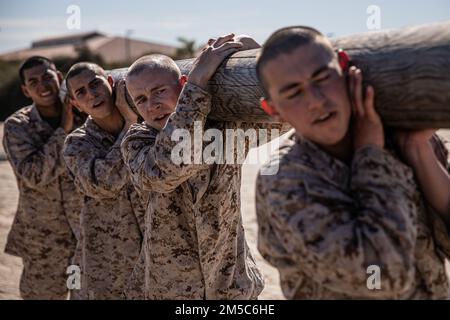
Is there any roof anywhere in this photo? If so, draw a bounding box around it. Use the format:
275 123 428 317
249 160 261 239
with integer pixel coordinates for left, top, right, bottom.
0 32 178 63
32 31 104 48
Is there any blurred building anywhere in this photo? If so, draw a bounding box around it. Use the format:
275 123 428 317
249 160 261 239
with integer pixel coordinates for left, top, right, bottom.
0 31 177 63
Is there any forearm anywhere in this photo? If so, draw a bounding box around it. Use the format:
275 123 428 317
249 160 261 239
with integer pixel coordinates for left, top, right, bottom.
121 124 187 193
64 131 129 199
404 140 450 223
5 127 67 188
152 82 211 184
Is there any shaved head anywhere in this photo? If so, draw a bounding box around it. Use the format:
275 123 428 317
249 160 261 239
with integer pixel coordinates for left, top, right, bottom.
66 62 108 96
126 54 181 83
256 26 335 97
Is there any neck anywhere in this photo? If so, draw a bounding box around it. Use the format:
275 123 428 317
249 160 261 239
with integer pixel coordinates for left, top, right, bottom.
319 131 353 165
93 107 124 137
35 99 62 118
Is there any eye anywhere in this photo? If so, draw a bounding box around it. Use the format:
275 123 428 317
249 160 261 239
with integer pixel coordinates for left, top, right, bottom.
136 97 147 105
76 88 86 97
315 73 331 83
156 88 166 95
286 89 302 100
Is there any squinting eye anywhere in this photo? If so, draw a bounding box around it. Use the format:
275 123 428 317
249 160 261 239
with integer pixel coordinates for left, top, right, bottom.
287 90 302 100
316 74 331 83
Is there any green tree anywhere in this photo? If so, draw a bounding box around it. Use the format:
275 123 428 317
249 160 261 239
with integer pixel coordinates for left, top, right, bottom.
174 37 197 59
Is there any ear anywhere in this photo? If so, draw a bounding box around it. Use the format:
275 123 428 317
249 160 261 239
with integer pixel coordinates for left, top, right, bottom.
21 84 31 98
260 98 284 122
68 95 82 112
107 75 114 88
179 75 188 87
337 49 350 73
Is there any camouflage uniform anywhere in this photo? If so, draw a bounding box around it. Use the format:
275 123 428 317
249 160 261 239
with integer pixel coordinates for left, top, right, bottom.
63 117 145 300
120 82 284 299
2 104 84 300
256 129 450 299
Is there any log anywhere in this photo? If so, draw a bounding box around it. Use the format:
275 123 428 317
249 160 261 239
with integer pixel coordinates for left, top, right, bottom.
98 21 450 128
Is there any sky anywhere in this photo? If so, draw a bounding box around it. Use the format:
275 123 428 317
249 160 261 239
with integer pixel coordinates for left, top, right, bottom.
0 0 450 53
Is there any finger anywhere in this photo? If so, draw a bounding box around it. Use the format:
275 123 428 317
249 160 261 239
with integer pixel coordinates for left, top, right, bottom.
218 48 241 60
207 38 216 46
348 67 357 115
213 33 235 48
63 95 71 106
353 69 365 117
364 86 378 119
217 41 243 52
117 79 126 92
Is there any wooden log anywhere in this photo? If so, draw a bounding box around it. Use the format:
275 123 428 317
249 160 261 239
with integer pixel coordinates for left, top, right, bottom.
106 21 450 128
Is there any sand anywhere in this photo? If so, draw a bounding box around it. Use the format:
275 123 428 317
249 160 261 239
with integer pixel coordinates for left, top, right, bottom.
0 122 448 300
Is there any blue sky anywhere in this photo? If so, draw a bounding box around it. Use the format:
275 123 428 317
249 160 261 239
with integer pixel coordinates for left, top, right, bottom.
1 0 449 53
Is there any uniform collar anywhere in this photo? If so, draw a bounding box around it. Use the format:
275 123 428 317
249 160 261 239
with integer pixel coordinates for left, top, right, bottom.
84 116 117 144
293 132 350 187
29 104 56 133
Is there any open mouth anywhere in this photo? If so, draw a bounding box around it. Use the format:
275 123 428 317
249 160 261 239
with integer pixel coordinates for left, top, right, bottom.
92 100 104 108
40 91 52 98
154 113 171 122
313 111 337 125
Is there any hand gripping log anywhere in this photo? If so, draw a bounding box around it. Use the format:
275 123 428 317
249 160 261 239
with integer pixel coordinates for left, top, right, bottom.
106 21 450 128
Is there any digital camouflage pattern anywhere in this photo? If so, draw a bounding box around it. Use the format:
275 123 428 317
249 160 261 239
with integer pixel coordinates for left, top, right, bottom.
2 104 85 299
256 129 450 299
120 82 289 300
63 117 145 300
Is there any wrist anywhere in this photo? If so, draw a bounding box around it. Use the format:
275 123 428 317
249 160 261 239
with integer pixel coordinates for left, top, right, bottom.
124 120 135 129
354 142 384 153
187 75 208 90
401 140 433 165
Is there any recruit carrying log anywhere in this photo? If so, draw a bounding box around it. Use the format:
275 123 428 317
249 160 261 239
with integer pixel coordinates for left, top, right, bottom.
108 21 450 128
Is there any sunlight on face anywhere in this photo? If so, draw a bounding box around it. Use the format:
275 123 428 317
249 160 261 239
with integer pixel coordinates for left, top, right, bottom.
263 40 351 147
22 64 61 108
126 67 182 130
68 69 115 120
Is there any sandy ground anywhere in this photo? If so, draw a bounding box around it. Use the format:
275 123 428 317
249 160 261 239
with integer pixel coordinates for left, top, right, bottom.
0 122 284 300
0 122 449 300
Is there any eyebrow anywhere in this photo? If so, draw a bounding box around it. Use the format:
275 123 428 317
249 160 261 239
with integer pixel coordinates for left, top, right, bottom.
134 94 146 102
150 84 165 93
278 65 331 94
74 86 84 95
89 77 101 86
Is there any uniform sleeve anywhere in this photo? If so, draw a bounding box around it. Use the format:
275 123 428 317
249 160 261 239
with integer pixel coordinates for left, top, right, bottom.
63 128 129 199
427 134 450 258
256 145 419 299
217 121 292 163
3 117 67 189
121 82 211 194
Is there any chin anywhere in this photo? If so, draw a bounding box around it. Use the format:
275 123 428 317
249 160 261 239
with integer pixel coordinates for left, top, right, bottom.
37 98 58 107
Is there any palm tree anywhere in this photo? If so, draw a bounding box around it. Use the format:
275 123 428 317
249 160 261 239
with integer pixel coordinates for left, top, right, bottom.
174 37 197 59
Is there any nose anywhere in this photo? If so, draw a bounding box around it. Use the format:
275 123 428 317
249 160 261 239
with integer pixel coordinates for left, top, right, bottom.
305 84 326 111
148 99 162 112
87 87 98 101
36 81 48 93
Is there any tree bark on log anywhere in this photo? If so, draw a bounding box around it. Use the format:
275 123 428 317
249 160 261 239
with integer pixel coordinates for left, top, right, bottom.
107 21 450 128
